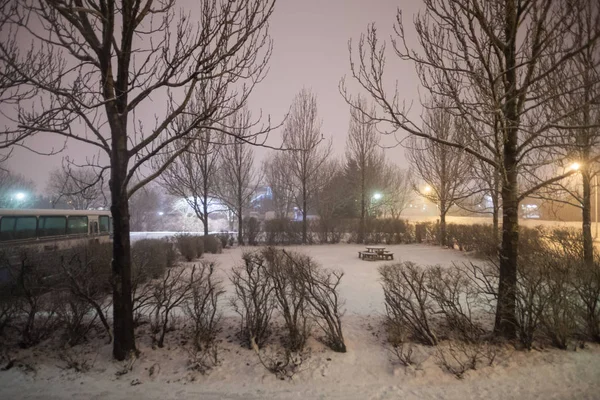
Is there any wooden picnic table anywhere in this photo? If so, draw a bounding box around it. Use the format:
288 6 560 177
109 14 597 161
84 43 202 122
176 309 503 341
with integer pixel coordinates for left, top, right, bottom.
365 246 386 254
359 246 394 261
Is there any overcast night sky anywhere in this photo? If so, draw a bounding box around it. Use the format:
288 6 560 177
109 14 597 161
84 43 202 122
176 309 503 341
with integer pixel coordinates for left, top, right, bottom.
4 0 424 190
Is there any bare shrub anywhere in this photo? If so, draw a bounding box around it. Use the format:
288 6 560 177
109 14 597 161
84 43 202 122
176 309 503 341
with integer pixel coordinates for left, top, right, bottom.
59 243 113 342
251 338 308 380
539 260 577 349
131 239 175 326
426 266 484 342
263 248 310 351
0 286 17 337
149 265 194 348
284 250 346 352
186 343 219 375
56 290 97 346
175 234 204 261
571 258 600 342
183 262 224 351
58 347 96 373
379 262 438 346
435 341 499 379
230 252 275 349
7 251 62 348
202 235 223 254
389 340 422 368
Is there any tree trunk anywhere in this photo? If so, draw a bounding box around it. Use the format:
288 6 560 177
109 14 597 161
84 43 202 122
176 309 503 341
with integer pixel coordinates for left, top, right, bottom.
302 184 308 244
439 210 447 247
582 168 594 266
203 196 209 237
494 0 519 340
111 149 136 361
359 190 365 244
238 206 244 246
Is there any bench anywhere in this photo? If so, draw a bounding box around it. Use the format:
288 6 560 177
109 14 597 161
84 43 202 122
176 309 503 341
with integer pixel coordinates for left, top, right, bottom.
382 252 394 260
359 251 379 261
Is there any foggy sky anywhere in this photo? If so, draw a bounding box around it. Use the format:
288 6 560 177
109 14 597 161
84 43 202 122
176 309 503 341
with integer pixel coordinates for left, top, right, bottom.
4 0 423 191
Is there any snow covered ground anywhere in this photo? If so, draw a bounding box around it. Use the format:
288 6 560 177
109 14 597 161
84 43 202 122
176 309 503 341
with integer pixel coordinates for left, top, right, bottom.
1 244 599 400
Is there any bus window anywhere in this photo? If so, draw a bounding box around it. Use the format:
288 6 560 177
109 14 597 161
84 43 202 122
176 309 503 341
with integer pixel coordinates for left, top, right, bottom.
15 217 37 239
99 216 110 233
67 216 88 235
0 217 16 241
38 216 67 237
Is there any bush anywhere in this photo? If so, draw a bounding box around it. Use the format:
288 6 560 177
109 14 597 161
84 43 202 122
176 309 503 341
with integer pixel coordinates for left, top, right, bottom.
264 219 303 245
573 261 600 342
243 217 260 246
380 262 438 346
184 262 224 352
426 266 484 342
415 222 439 244
446 224 498 257
202 235 223 254
262 247 310 351
131 239 177 325
364 218 415 245
175 234 204 261
287 251 346 352
149 265 193 348
59 242 113 343
132 239 175 278
230 252 275 349
313 218 343 244
216 233 230 249
4 250 62 348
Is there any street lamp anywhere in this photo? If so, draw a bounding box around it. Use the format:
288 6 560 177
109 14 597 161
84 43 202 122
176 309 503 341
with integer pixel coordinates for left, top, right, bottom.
424 185 432 194
15 192 26 201
570 162 581 171
372 192 382 201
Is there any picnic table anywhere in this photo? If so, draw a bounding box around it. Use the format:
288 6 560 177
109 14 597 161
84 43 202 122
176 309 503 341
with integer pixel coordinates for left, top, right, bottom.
358 246 394 261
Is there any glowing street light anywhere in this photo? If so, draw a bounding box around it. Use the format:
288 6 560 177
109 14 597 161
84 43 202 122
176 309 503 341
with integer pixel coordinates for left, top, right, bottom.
570 162 581 171
372 193 383 201
14 192 26 201
423 185 432 194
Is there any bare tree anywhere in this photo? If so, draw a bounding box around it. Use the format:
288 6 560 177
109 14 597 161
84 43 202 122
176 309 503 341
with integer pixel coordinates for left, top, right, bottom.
217 107 260 245
343 0 600 339
128 184 163 232
263 154 295 219
46 165 106 210
344 95 386 243
0 168 35 208
380 164 413 220
280 88 332 243
537 2 600 266
313 159 347 242
407 107 473 246
159 127 223 236
0 0 275 359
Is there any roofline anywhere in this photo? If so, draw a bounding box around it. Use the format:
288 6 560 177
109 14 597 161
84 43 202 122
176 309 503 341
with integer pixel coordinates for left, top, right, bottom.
0 209 112 217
